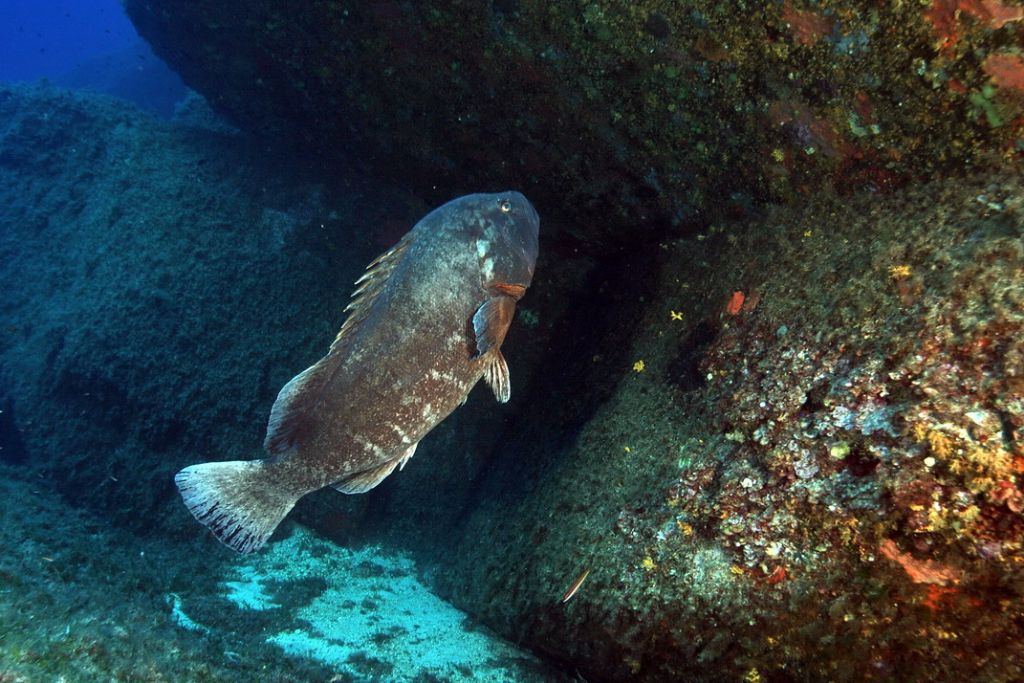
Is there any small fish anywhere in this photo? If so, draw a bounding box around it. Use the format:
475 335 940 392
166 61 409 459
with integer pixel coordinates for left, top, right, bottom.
561 568 591 603
175 192 540 553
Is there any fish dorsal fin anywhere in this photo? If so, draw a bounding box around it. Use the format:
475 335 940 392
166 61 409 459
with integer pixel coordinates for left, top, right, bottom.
263 233 415 455
331 232 415 353
332 443 417 494
471 295 516 358
484 351 511 403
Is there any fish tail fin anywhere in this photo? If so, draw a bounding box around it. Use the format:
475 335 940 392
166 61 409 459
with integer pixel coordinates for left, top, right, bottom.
174 460 298 554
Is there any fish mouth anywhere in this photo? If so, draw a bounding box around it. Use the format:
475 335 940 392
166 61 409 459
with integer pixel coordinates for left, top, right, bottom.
490 283 527 300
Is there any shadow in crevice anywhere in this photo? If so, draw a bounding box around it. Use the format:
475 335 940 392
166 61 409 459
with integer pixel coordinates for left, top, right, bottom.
0 394 28 465
665 318 718 393
456 243 667 514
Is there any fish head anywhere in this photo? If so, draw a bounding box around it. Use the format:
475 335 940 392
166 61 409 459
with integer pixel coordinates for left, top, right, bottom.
465 191 539 298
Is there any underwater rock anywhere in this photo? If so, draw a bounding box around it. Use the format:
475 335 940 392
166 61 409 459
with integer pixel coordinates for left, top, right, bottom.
0 396 28 465
124 0 1024 246
0 82 409 531
4 75 1024 680
414 168 1024 681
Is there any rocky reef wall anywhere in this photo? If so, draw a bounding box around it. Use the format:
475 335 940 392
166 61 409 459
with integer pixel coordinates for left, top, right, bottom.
3 1 1024 676
414 169 1024 681
124 0 1024 245
0 83 400 535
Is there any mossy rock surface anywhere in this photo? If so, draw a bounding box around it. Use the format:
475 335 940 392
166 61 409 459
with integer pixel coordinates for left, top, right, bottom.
3 36 1024 680
408 167 1024 681
125 0 1024 246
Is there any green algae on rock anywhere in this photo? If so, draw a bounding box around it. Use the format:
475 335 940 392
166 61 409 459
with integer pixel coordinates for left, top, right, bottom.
0 82 392 531
4 29 1024 681
417 168 1024 681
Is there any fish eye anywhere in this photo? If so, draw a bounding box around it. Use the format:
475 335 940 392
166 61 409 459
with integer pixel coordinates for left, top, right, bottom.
498 199 512 213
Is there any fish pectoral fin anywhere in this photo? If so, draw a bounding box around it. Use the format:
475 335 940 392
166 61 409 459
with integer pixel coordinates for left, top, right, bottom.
397 442 417 471
484 351 511 403
331 443 417 494
471 295 516 358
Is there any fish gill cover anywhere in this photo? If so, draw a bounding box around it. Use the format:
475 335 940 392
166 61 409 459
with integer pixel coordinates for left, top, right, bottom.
0 1 1022 682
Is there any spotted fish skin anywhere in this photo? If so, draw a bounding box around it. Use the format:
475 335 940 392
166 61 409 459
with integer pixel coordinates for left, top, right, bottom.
174 192 539 553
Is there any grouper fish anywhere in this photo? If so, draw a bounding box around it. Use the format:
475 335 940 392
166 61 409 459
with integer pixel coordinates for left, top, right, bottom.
175 192 539 553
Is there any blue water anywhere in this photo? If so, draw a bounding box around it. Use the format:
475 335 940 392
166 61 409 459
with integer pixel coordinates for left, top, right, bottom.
0 0 137 81
0 0 186 116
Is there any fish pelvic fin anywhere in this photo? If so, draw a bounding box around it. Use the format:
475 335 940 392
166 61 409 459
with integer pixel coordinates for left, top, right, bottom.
471 294 516 358
174 460 299 554
484 351 511 403
332 443 417 494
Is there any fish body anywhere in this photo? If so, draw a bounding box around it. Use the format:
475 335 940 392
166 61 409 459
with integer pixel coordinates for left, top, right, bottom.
561 568 590 603
175 192 539 553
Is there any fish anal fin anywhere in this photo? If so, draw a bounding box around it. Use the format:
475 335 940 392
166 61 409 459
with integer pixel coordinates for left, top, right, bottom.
332 460 399 494
332 443 417 494
264 353 344 455
471 295 516 358
484 351 511 403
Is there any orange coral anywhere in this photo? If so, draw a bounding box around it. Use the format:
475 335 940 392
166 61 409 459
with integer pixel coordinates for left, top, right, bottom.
726 291 745 315
924 0 960 49
781 1 835 46
964 0 1024 28
989 480 1024 513
879 539 962 585
767 99 853 160
922 584 959 611
766 566 788 585
925 0 1024 51
984 53 1024 93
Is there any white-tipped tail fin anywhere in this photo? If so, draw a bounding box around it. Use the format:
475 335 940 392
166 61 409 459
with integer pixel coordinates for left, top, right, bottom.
174 460 298 554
